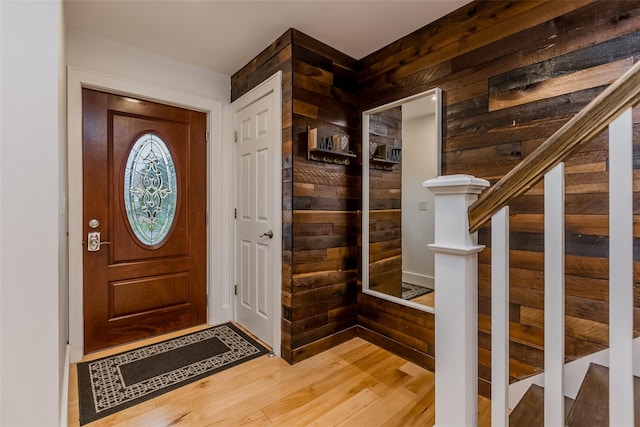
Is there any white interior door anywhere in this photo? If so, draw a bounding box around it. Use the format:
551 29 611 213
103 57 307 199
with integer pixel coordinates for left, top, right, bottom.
233 87 278 348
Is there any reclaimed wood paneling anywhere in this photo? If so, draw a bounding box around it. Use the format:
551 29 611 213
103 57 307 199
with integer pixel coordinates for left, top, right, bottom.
232 29 359 364
232 29 295 361
367 107 403 297
358 0 640 397
233 0 640 392
286 29 360 363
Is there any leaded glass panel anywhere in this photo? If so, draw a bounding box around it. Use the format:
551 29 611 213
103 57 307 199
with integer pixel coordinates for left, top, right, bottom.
124 133 177 246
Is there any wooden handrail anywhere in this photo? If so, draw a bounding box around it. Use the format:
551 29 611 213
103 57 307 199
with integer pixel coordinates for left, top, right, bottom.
468 59 640 233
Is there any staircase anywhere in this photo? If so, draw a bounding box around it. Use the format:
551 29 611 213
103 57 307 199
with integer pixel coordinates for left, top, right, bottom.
424 60 640 427
510 364 640 426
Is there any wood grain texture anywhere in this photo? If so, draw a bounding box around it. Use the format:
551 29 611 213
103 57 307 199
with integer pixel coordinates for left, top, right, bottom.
232 30 296 361
82 90 207 352
509 384 545 427
232 29 359 364
469 59 640 232
359 0 640 399
290 33 359 323
231 1 640 398
566 363 610 427
67 329 493 427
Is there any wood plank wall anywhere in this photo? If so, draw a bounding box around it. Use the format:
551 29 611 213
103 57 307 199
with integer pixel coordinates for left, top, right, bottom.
232 29 360 364
358 0 640 397
231 29 295 361
368 108 403 297
232 0 640 397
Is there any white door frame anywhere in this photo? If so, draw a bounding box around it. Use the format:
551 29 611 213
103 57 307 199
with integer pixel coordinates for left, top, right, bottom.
67 67 230 362
230 72 282 355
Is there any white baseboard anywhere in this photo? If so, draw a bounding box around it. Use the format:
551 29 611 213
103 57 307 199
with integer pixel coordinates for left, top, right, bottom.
401 271 434 288
60 344 70 427
509 336 640 409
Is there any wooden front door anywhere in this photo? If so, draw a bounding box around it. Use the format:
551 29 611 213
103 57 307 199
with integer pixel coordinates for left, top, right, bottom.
82 89 207 353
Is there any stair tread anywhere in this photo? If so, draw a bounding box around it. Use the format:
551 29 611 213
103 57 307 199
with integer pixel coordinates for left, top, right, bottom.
510 384 544 427
566 363 640 427
565 395 575 418
566 363 609 427
511 364 639 427
509 384 574 427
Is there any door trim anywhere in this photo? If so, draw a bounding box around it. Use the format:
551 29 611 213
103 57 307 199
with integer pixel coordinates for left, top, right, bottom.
67 67 228 362
230 72 282 356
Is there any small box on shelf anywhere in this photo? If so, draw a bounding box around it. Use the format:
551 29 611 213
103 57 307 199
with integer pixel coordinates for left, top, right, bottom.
307 127 355 165
370 144 401 170
374 145 402 163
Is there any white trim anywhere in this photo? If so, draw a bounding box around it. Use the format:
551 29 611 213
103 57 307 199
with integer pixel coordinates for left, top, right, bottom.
543 163 565 425
491 206 509 427
362 88 442 314
229 72 283 356
67 67 227 362
428 244 485 255
423 174 489 194
401 271 434 288
368 287 436 314
59 344 70 427
0 2 3 422
425 172 488 426
608 108 634 427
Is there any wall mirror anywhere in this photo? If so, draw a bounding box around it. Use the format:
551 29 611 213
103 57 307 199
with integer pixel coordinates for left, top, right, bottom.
362 88 441 313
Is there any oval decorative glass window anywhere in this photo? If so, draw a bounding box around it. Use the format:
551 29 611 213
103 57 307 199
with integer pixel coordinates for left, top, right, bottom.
124 133 177 246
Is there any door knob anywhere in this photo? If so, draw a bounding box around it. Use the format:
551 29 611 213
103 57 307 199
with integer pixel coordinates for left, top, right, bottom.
87 231 111 252
259 230 274 239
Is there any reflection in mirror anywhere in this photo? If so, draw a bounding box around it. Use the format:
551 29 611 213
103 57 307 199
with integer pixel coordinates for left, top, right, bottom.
362 88 441 312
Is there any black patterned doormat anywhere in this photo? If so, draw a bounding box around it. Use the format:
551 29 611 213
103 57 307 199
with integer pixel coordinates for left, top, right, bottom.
77 323 268 425
402 283 434 300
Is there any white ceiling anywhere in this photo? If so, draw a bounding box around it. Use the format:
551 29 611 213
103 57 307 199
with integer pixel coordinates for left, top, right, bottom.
64 0 470 77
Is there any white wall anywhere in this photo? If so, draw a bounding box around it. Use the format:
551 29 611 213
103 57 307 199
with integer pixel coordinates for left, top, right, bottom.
401 113 437 287
58 1 68 417
67 28 230 102
65 29 231 361
1 1 64 425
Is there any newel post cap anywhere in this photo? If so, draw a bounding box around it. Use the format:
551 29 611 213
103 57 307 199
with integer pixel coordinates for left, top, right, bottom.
423 174 489 195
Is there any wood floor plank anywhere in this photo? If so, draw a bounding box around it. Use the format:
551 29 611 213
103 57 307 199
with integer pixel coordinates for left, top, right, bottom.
384 385 436 427
67 329 492 426
337 387 416 427
307 388 382 426
264 349 398 423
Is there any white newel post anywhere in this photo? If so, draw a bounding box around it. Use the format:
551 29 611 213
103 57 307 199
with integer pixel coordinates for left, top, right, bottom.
424 175 490 427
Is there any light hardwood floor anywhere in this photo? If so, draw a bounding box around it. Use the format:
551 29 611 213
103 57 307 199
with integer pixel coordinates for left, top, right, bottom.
68 325 490 426
410 290 435 307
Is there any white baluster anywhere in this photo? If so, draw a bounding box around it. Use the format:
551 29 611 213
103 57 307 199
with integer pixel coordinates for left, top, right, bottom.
609 108 634 427
491 207 509 427
424 174 490 427
544 163 565 426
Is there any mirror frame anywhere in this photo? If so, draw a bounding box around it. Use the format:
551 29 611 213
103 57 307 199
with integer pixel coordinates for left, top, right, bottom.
362 87 442 313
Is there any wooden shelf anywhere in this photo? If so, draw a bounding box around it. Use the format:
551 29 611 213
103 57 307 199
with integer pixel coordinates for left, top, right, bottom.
309 148 356 165
371 157 399 164
370 157 400 171
307 127 355 165
370 144 401 170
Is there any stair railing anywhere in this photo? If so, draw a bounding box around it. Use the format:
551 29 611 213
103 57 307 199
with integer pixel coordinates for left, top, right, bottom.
424 59 640 427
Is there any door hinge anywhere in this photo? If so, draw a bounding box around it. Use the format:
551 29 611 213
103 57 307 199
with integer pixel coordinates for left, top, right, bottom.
234 208 237 219
234 131 238 143
206 295 209 307
206 211 208 225
234 284 238 296
206 131 209 143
